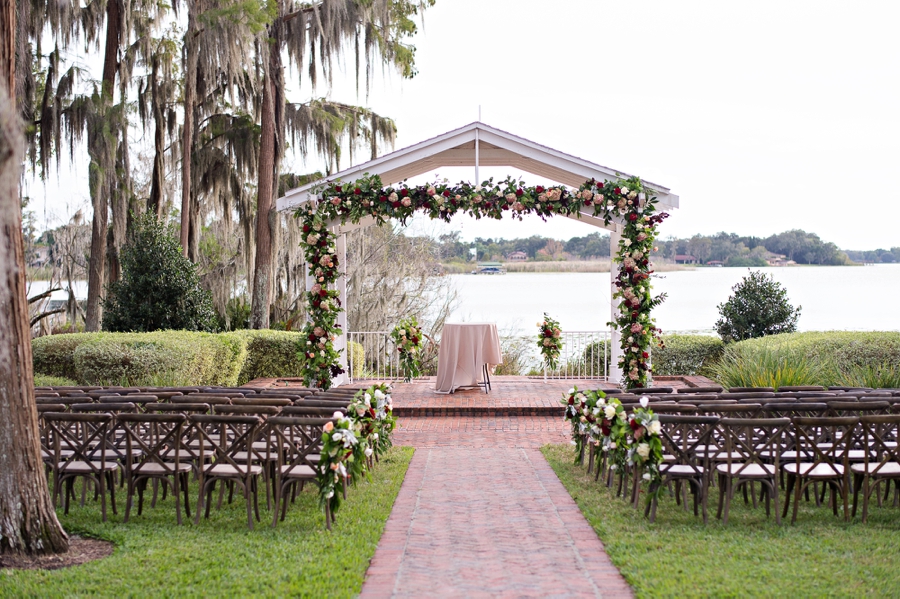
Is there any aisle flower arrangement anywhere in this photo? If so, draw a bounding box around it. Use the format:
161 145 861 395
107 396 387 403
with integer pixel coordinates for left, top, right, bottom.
317 383 395 520
391 317 424 382
538 313 563 371
295 173 668 390
626 399 664 499
560 386 607 463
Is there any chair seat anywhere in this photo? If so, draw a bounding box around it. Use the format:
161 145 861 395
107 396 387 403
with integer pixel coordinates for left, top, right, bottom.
58 460 119 473
783 462 844 478
661 464 705 476
850 462 900 477
711 451 745 461
716 463 775 478
133 462 193 475
233 451 277 462
207 463 263 476
279 465 317 478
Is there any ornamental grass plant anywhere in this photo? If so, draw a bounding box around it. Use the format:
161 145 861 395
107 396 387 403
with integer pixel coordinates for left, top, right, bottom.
0 447 413 597
542 444 900 597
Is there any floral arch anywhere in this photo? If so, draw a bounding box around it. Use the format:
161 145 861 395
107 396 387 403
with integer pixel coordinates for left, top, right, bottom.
278 122 679 391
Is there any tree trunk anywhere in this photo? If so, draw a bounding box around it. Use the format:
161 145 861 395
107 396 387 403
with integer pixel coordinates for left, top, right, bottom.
180 3 198 256
84 0 121 331
148 55 165 218
249 37 279 330
0 68 69 557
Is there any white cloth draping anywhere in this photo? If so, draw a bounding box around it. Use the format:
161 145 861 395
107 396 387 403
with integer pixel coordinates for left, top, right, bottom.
434 323 503 394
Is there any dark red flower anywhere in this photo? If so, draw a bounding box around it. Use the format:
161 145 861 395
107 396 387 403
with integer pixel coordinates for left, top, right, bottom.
392 201 401 208
334 185 342 193
597 182 604 188
601 425 611 437
308 334 317 342
634 382 644 388
642 351 650 358
379 195 387 202
629 213 638 221
411 336 419 344
568 396 575 405
319 289 327 297
442 190 450 197
302 225 310 233
629 418 640 431
631 311 639 319
614 187 621 195
515 188 524 197
400 188 409 197
354 187 361 195
535 185 545 193
584 200 591 206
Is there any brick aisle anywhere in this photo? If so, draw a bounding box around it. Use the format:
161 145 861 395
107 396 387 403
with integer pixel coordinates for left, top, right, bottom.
361 413 633 598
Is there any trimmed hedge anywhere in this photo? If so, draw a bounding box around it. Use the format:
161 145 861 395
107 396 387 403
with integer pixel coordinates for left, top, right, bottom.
33 330 304 387
737 331 900 369
225 330 304 385
652 334 724 376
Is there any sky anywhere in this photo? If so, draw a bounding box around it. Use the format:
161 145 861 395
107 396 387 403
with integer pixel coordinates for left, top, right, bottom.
26 0 900 250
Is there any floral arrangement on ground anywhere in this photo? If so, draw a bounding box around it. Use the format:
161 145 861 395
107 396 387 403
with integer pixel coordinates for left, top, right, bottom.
391 316 424 382
538 312 563 371
295 173 668 390
317 382 396 519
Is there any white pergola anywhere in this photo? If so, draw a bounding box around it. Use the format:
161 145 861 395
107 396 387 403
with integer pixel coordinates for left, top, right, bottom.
277 121 679 386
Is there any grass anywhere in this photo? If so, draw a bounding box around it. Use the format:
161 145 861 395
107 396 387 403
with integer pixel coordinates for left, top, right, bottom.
542 443 900 598
0 446 413 597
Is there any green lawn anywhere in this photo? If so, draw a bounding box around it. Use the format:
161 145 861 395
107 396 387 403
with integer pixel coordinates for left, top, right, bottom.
542 444 900 598
0 446 413 598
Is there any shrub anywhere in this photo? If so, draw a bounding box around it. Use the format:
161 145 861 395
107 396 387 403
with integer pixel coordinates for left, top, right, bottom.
347 340 365 378
226 330 305 385
494 335 533 376
715 270 801 342
652 335 724 376
33 374 78 387
103 213 217 333
32 333 103 379
711 331 900 389
72 331 242 387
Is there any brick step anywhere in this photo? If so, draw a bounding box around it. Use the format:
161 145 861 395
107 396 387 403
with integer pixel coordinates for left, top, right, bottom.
393 405 562 417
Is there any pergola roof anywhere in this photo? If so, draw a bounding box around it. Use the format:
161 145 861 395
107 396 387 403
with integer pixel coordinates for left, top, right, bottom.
278 121 678 208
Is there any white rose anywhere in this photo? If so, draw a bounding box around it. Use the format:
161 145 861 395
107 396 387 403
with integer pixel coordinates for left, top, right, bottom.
637 443 650 459
333 411 344 420
648 420 661 436
642 472 651 481
620 186 629 194
374 389 385 400
628 191 638 200
364 447 373 457
623 239 632 247
332 433 342 442
604 405 616 419
567 388 575 395
640 396 649 408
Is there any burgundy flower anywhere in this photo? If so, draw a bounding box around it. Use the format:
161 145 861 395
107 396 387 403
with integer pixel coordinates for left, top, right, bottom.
302 225 310 233
614 187 621 195
629 213 638 221
442 190 450 197
601 425 611 437
642 351 650 358
629 418 640 431
354 187 361 195
392 201 401 208
379 195 387 202
400 188 408 197
319 289 327 297
515 188 524 197
535 186 545 193
334 185 342 193
597 182 604 188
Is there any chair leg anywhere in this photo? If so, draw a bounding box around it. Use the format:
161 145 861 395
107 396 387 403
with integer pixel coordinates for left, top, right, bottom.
782 474 795 520
183 473 192 519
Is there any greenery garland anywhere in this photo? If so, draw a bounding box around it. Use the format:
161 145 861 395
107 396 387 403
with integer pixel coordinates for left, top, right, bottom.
390 316 424 382
538 312 563 371
317 383 395 520
294 173 668 389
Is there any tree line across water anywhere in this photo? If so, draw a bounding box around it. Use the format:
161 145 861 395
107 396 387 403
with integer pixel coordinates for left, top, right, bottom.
433 228 894 266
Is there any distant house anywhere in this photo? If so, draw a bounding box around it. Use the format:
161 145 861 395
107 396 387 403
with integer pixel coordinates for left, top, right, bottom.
706 260 724 267
765 253 796 267
674 254 698 265
507 251 528 261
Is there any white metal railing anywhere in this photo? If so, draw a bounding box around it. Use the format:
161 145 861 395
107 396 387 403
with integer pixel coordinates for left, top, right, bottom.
346 329 612 381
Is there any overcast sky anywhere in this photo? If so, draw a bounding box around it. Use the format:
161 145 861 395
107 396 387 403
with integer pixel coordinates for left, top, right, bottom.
28 0 900 250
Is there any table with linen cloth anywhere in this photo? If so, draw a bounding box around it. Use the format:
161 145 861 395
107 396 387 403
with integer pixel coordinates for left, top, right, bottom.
434 323 503 394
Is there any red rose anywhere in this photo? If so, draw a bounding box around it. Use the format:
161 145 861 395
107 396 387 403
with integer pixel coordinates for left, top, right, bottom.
502 204 509 210
535 186 544 193
597 182 604 188
601 425 611 437
629 418 640 431
354 187 361 195
631 311 639 319
411 336 419 344
642 351 649 358
400 189 408 197
584 200 591 206
516 188 524 197
319 289 327 297
614 187 621 195
302 225 310 232
392 201 401 208
629 213 638 221
308 334 317 341
334 185 342 193
442 190 450 197
568 396 575 405
379 195 387 202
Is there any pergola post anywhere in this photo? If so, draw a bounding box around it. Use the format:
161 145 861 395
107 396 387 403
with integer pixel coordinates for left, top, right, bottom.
609 229 623 385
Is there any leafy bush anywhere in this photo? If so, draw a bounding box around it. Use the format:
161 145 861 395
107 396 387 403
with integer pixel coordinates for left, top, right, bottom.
347 340 365 378
652 335 724 376
715 271 801 342
226 330 305 385
709 344 826 389
32 333 103 379
103 213 217 333
33 374 78 387
494 335 533 376
72 331 242 387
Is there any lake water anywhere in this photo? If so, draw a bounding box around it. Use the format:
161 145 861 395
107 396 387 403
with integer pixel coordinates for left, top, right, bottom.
444 264 900 335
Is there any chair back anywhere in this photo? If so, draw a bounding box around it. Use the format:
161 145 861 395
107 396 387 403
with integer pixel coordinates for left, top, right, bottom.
717 417 791 476
858 414 900 478
188 414 262 476
117 413 188 477
791 416 860 477
657 415 720 476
